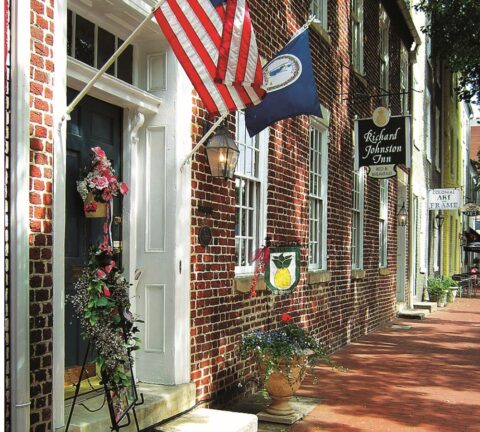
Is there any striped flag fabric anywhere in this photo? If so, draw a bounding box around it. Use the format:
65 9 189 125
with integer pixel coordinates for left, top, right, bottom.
154 0 265 116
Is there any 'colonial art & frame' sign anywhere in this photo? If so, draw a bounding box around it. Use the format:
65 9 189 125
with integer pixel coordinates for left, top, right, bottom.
427 188 461 210
354 115 411 178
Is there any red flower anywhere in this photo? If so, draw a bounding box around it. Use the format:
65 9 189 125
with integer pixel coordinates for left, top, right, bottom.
105 261 116 273
96 269 107 279
281 313 292 322
84 202 98 213
102 286 111 297
92 146 106 159
119 182 129 195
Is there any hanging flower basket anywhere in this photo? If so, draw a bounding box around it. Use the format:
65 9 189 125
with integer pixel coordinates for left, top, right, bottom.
77 146 128 219
83 191 108 218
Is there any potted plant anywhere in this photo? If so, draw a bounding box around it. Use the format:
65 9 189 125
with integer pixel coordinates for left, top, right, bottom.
427 276 449 307
240 313 335 417
77 146 128 218
443 276 459 302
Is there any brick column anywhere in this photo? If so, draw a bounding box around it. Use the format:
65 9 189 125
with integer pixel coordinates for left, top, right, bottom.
29 0 55 430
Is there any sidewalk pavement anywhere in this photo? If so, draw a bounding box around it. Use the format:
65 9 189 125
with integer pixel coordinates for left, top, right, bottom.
291 298 480 432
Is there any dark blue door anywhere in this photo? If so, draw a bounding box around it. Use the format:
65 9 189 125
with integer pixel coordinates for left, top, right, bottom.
65 88 123 370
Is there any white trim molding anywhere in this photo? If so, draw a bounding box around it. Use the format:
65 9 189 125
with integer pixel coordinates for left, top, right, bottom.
10 0 31 430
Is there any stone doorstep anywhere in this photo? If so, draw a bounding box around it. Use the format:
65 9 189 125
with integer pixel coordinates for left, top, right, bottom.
397 309 426 320
60 382 196 432
413 302 438 313
155 408 257 432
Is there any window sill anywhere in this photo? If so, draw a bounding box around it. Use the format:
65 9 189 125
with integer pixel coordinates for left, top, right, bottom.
310 20 331 45
351 269 366 280
352 69 367 88
234 274 266 293
308 270 332 285
379 267 391 276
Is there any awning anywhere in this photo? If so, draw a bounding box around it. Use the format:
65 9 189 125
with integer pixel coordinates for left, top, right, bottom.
464 241 480 252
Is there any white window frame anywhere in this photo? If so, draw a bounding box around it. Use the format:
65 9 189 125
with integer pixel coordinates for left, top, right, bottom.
352 167 365 269
310 0 328 29
308 119 329 271
400 43 409 115
425 88 432 162
234 111 268 275
351 0 364 74
379 179 388 268
379 5 390 107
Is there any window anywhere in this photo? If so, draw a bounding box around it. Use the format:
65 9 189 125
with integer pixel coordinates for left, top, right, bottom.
352 168 365 269
67 10 133 84
310 0 328 29
235 111 267 273
424 88 432 161
400 43 409 114
379 5 390 107
351 0 364 74
309 121 328 270
379 179 388 267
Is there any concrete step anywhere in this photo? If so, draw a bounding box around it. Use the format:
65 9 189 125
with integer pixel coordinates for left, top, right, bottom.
62 382 196 432
413 302 438 313
397 309 426 320
155 407 257 432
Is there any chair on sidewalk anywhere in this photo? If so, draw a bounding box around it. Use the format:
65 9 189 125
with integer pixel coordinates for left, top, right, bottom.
452 274 475 298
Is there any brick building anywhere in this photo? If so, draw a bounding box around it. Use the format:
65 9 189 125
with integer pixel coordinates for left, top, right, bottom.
4 1 420 430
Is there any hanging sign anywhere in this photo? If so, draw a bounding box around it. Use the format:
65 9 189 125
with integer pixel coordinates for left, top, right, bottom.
354 115 411 178
265 246 300 294
427 188 461 210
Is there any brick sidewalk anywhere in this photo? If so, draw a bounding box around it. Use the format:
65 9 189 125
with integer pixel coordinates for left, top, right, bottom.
292 298 480 432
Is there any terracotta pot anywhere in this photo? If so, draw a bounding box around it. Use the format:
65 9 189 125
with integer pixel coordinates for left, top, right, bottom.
262 356 307 416
84 192 107 218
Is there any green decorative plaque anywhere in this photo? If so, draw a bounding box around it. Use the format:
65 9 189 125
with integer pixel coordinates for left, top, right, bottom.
265 246 300 294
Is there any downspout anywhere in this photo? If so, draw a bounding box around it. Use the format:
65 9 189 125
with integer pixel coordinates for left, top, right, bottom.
10 0 31 429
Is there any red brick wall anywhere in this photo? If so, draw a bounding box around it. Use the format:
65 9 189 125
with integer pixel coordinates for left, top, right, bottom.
29 0 54 429
471 125 480 161
189 0 406 403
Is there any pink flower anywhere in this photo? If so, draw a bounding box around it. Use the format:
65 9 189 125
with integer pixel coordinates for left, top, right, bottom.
119 182 129 195
92 147 106 159
102 286 111 297
281 313 292 322
105 261 116 273
92 176 109 190
99 241 113 254
96 269 107 279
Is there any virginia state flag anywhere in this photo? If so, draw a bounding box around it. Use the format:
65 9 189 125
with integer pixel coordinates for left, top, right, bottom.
245 29 321 137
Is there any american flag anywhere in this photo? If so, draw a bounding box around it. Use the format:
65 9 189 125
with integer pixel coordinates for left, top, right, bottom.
154 0 265 116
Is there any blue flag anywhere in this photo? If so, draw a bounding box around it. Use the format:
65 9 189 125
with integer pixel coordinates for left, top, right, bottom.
245 29 321 137
210 0 226 5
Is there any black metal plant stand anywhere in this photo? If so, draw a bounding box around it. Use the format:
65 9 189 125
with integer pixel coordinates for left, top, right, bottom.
65 340 144 432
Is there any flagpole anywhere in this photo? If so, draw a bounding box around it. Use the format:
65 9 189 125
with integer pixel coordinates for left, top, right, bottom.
63 0 165 119
180 113 229 171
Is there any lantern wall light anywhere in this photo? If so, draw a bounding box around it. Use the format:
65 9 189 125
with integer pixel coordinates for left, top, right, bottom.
434 211 445 229
397 202 408 227
205 122 239 180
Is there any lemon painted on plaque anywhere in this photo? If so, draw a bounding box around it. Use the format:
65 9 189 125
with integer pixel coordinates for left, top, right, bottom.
265 246 301 294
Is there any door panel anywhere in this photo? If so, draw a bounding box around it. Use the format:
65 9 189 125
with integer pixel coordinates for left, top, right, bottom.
135 126 174 384
65 88 123 369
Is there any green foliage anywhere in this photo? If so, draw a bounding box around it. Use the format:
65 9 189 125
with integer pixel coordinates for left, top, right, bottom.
427 276 449 299
443 276 458 287
415 0 480 102
69 245 141 391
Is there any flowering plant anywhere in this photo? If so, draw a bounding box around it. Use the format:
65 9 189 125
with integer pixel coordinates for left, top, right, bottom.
239 313 335 384
69 243 140 390
77 147 128 211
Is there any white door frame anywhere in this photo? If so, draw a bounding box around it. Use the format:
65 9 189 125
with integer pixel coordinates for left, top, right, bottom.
52 6 191 428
